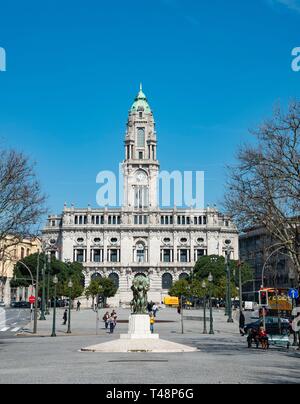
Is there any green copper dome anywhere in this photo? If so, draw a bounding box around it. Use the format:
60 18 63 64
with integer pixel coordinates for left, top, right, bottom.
131 84 152 114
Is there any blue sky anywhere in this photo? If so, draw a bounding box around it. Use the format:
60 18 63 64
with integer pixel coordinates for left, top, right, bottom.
0 0 299 214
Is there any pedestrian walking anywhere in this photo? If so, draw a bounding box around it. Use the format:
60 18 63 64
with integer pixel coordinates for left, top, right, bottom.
150 313 155 334
109 316 115 334
113 315 118 330
76 301 81 311
103 312 110 329
152 304 158 317
239 311 246 336
63 309 68 325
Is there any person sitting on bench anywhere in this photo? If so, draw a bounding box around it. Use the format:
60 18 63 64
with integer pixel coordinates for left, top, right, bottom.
247 328 259 348
259 326 269 350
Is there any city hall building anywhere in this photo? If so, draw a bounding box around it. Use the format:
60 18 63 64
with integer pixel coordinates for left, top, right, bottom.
42 86 239 306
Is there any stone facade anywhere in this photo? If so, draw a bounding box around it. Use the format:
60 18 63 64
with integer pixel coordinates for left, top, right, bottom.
42 86 239 306
0 236 42 305
240 226 296 299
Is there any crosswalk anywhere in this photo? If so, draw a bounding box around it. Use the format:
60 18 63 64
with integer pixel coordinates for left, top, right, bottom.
0 326 22 333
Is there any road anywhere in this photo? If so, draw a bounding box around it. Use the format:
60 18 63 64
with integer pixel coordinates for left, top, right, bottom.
0 308 299 384
0 308 31 338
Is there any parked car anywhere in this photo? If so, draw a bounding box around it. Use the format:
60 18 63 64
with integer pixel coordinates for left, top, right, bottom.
232 300 240 309
51 299 68 308
0 301 6 308
244 316 291 335
10 301 31 309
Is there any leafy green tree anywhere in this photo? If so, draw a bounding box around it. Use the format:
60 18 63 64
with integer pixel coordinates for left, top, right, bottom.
193 255 227 282
85 277 117 308
58 278 85 301
193 255 253 299
11 253 85 300
169 279 191 299
85 280 100 299
57 261 85 300
213 276 237 299
99 277 118 305
11 253 46 288
190 279 207 299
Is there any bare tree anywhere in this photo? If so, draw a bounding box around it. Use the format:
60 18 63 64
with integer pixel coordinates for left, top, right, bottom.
0 148 47 301
225 101 300 283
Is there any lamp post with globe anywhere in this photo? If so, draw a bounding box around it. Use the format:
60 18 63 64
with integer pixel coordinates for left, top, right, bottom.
208 272 214 335
67 280 73 334
202 280 208 334
225 240 234 323
51 275 58 337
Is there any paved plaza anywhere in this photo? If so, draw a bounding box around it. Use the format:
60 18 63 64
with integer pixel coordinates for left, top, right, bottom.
0 307 299 384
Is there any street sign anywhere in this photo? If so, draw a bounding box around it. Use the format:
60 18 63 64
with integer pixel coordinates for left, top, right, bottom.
288 289 299 300
29 296 36 305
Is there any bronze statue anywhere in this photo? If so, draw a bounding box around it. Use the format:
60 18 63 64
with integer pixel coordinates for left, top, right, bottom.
131 275 150 314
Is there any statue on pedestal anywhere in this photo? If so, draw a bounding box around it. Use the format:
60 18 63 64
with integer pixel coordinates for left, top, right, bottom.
131 275 150 315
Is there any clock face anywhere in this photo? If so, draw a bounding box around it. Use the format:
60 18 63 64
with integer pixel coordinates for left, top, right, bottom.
136 171 147 183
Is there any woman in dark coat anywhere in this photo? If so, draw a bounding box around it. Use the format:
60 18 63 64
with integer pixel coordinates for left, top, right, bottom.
239 311 246 336
63 309 68 325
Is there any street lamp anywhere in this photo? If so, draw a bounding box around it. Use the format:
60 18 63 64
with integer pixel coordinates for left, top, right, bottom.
202 280 208 334
225 240 234 323
16 260 36 330
33 252 40 334
45 252 51 315
67 279 73 334
208 272 214 335
51 275 58 337
237 260 243 312
39 256 47 321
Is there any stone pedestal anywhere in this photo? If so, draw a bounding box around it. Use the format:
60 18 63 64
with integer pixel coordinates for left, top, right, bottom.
120 314 159 340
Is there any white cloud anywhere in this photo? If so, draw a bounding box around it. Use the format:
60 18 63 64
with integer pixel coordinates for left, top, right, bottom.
268 0 300 13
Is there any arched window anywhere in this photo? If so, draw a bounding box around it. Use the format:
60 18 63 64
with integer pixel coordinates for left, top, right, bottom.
91 273 102 281
109 273 119 289
162 273 173 290
137 128 145 147
136 243 146 263
179 273 189 281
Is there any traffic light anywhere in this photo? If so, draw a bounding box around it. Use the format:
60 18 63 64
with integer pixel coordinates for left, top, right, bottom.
259 290 269 307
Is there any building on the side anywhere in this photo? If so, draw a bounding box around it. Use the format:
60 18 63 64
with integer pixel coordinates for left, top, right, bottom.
42 86 239 306
0 236 42 306
239 226 296 300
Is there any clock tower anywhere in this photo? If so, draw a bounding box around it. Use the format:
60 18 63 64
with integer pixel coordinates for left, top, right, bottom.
123 85 159 209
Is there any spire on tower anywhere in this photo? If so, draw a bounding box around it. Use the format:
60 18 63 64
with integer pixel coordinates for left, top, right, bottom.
131 83 151 113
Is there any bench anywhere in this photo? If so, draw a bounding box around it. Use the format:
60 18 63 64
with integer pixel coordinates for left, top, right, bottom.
268 334 290 350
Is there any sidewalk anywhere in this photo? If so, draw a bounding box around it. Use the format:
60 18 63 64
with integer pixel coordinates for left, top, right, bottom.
20 307 240 339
